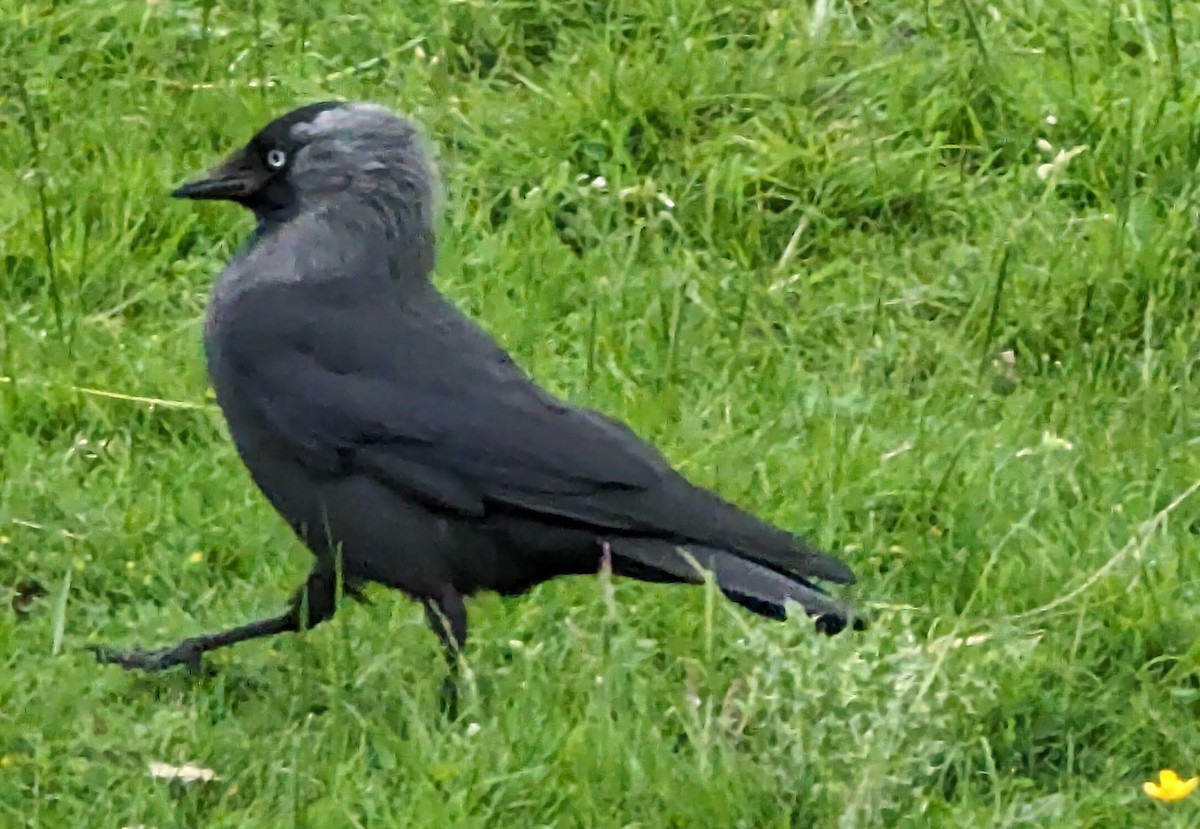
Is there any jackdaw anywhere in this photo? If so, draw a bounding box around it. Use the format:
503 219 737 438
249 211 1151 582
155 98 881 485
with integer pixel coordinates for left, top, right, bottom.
93 101 865 705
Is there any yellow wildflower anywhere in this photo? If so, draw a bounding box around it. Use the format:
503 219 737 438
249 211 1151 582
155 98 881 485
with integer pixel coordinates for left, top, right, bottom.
1143 769 1198 802
188 551 204 564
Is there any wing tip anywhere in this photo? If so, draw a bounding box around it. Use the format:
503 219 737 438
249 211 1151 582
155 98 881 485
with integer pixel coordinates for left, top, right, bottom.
794 547 858 586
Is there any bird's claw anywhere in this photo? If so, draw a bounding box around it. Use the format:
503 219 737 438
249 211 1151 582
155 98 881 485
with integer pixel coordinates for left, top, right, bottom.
88 640 205 673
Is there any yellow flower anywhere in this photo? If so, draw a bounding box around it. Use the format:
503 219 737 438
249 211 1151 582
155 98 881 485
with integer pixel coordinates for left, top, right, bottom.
1143 769 1198 802
188 551 204 564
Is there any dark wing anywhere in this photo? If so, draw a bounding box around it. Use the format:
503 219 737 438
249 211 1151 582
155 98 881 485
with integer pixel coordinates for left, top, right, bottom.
219 280 665 509
212 216 852 583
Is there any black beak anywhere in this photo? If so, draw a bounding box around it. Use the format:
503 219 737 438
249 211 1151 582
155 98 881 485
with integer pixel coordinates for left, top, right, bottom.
172 150 262 201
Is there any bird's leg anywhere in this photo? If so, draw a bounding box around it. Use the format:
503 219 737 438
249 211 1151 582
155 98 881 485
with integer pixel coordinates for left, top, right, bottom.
90 565 340 673
422 589 468 719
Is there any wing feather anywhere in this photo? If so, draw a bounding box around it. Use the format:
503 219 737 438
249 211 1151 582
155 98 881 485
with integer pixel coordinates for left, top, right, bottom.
207 214 853 585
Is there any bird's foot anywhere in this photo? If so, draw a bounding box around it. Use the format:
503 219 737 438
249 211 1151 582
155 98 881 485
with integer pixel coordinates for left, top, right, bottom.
438 674 460 721
88 639 205 673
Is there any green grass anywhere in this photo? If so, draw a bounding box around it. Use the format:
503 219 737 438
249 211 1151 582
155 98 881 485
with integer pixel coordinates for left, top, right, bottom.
3 0 1199 826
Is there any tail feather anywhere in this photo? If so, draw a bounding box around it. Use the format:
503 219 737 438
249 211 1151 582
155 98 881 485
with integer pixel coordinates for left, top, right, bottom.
607 538 865 635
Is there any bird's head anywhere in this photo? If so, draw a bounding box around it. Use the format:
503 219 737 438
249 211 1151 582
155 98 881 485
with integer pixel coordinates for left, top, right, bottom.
173 100 439 231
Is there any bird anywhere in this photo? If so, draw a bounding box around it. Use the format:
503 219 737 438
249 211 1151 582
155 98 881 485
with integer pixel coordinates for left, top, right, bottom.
91 101 865 710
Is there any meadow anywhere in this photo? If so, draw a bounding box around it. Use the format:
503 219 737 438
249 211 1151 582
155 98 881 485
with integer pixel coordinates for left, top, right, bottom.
2 1 1198 826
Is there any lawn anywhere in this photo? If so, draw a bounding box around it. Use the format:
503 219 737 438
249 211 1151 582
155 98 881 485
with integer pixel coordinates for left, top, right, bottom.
2 0 1198 826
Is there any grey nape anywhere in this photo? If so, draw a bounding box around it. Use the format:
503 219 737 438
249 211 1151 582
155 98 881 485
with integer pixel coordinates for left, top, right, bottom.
92 101 865 713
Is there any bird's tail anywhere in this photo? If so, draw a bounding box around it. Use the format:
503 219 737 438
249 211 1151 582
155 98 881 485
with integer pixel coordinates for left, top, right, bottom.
607 538 865 635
